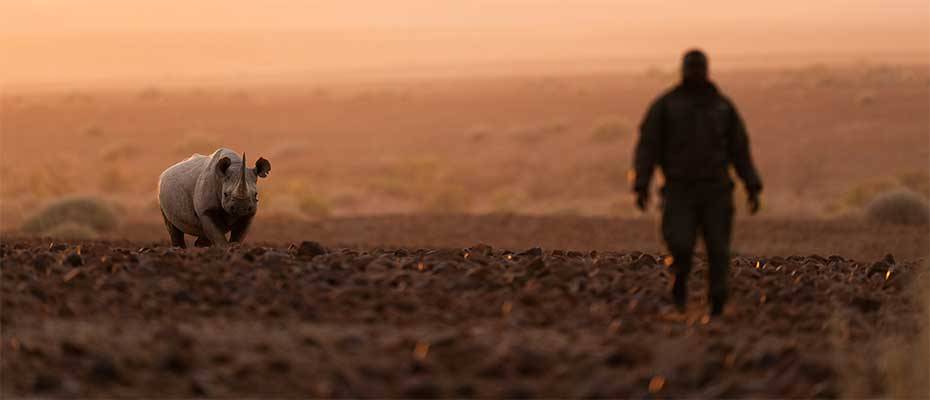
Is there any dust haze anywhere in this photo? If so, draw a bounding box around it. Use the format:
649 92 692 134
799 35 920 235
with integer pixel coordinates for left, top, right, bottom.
2 0 928 88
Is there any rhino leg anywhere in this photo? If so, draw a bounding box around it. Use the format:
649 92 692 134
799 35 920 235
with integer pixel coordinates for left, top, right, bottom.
230 215 254 243
199 211 229 247
161 210 187 248
194 237 212 247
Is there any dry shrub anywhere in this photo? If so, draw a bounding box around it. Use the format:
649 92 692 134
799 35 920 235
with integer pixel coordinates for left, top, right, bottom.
490 188 526 213
99 142 141 163
844 180 897 209
98 166 132 193
897 170 930 198
283 179 331 218
368 158 444 199
298 194 331 218
22 196 119 234
511 121 569 143
25 164 76 198
42 222 99 240
422 185 472 214
865 189 930 225
591 117 631 143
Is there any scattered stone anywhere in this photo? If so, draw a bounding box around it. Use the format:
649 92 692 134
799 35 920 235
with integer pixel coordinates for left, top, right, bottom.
89 356 120 384
162 352 192 374
48 243 68 252
297 241 327 258
605 343 653 368
64 253 83 267
32 373 62 393
33 252 57 270
401 378 441 398
518 247 543 257
851 296 882 313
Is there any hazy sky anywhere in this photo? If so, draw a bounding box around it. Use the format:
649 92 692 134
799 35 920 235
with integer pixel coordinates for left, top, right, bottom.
2 1 927 87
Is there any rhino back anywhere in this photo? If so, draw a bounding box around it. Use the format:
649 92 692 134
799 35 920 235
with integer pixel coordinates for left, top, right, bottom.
158 154 210 236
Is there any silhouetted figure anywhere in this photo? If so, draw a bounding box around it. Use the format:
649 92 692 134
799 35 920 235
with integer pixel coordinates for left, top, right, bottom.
633 49 762 316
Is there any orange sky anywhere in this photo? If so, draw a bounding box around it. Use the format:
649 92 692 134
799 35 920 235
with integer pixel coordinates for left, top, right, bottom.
2 1 928 88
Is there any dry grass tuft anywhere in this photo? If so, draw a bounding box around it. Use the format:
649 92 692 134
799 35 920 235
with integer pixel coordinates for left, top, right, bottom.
42 222 100 240
21 196 120 234
865 189 930 225
591 117 631 143
298 194 332 218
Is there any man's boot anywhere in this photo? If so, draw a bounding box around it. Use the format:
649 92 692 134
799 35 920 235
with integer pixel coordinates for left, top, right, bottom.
671 273 688 312
710 292 726 316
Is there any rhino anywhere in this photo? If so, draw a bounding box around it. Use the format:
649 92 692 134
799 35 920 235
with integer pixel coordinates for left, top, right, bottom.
157 148 271 247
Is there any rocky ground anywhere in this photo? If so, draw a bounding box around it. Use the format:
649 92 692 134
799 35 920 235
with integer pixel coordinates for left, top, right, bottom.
2 236 926 398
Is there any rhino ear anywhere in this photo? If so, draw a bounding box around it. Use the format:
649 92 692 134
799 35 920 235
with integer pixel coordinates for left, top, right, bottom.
255 157 271 178
216 157 232 175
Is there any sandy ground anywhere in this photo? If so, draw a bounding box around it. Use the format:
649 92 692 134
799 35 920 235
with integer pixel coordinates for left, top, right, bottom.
2 64 928 227
2 215 928 398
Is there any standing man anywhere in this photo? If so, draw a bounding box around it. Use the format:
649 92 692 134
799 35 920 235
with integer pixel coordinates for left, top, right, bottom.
633 49 763 316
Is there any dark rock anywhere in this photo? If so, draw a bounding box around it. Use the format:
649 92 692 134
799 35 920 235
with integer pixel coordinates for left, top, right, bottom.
882 253 896 265
267 358 291 373
30 285 47 302
90 356 120 383
33 373 62 393
851 296 882 313
49 243 68 252
173 290 195 304
401 378 441 398
190 379 208 396
454 383 477 398
33 252 57 270
514 348 547 376
162 352 192 374
518 247 544 257
605 343 653 368
242 247 267 261
64 253 83 267
503 384 535 399
60 340 86 357
297 241 327 258
466 243 493 256
868 261 890 277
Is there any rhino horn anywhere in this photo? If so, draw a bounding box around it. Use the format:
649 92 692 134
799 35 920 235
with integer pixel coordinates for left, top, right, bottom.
236 153 248 197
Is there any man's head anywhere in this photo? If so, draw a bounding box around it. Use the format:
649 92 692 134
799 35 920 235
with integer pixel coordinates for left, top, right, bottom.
681 49 709 84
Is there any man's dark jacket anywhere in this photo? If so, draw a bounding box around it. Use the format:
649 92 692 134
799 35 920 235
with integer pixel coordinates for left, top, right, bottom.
633 82 762 193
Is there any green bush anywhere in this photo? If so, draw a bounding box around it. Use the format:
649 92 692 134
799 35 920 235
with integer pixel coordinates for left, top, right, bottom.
22 196 119 233
865 189 930 225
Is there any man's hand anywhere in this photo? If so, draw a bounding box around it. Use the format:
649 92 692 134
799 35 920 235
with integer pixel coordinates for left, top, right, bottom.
635 189 650 211
747 191 761 215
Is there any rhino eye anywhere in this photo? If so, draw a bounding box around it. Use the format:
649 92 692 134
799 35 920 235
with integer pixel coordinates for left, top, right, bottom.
224 191 231 198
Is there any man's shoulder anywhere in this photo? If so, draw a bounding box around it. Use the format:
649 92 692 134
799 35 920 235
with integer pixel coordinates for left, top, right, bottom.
648 86 681 109
655 86 681 102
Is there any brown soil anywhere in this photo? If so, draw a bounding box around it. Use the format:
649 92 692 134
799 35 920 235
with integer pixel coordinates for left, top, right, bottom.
2 215 926 398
